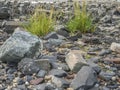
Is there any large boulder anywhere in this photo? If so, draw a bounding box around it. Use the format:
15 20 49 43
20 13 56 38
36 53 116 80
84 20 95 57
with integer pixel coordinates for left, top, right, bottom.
70 66 98 90
0 27 43 62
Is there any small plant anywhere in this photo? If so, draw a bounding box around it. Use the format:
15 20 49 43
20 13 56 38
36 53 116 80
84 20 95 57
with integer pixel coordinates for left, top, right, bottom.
66 1 96 33
23 7 55 36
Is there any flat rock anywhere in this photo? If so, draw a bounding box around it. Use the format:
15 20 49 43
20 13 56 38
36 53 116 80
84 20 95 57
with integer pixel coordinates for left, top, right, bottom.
18 58 40 75
0 27 42 62
70 66 97 90
49 69 67 78
110 42 120 53
65 50 88 73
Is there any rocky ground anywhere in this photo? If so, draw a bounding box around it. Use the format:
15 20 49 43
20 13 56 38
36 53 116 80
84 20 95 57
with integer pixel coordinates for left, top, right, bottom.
0 0 120 90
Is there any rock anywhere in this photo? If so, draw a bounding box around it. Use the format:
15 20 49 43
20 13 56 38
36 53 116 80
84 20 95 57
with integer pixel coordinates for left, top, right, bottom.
44 32 58 40
24 75 33 82
110 42 120 53
88 61 101 74
100 15 112 23
32 83 46 90
51 76 70 89
105 58 120 64
0 27 43 62
35 59 51 71
36 70 46 78
99 49 111 56
40 55 57 62
18 58 40 75
49 69 67 78
4 21 26 34
99 71 115 81
70 66 97 90
48 39 64 46
0 7 10 19
30 78 43 85
56 25 69 37
65 50 88 73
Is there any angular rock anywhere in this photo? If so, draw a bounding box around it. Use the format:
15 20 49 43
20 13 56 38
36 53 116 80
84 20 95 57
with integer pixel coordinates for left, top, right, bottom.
70 66 97 90
18 58 40 75
0 7 10 19
51 76 69 89
36 70 46 78
30 78 43 85
35 59 51 71
65 50 87 73
44 32 58 40
0 27 42 62
110 42 120 53
49 69 67 78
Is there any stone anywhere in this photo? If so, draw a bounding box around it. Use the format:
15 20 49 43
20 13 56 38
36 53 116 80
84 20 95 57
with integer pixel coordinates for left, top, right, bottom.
18 58 40 75
99 71 115 81
0 7 10 19
70 66 97 90
44 32 58 40
49 69 67 78
30 78 44 85
48 39 64 46
99 49 111 56
32 83 46 90
105 58 120 64
0 27 43 62
36 70 46 78
35 59 51 71
65 50 87 73
110 42 120 53
51 76 70 89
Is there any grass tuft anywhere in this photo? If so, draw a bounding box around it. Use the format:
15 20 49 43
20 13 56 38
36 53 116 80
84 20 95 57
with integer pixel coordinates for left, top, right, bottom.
23 7 55 36
66 1 96 33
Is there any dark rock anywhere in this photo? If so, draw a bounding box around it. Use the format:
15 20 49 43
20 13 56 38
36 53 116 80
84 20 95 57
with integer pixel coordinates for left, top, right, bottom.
18 58 40 75
70 66 97 90
35 59 51 71
56 27 69 37
17 85 26 90
24 75 33 82
36 70 46 78
0 7 10 19
44 32 58 40
0 28 43 63
49 69 67 78
17 78 25 85
30 78 44 85
6 68 17 74
51 76 70 89
40 55 57 62
45 83 56 90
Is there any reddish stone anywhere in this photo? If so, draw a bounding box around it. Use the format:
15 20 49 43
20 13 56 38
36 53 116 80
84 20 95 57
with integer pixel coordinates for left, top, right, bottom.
30 78 44 85
105 58 120 64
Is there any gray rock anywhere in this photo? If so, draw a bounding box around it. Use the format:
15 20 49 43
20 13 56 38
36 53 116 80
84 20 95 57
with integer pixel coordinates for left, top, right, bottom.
99 71 115 81
0 7 10 19
32 83 46 90
49 69 67 78
44 32 58 40
35 59 51 71
65 50 88 73
110 42 120 53
51 76 69 89
36 70 46 78
48 39 64 46
0 27 43 62
18 58 40 75
70 66 97 90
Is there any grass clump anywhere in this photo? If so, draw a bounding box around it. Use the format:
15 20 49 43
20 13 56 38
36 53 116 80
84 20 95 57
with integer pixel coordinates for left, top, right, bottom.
67 1 96 33
23 7 55 36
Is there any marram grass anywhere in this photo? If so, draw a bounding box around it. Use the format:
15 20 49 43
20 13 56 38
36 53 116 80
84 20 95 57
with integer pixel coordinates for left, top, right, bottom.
67 1 96 33
23 7 55 36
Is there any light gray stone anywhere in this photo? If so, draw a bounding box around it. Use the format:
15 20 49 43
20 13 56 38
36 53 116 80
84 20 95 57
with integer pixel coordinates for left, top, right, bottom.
0 27 43 62
65 50 87 73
